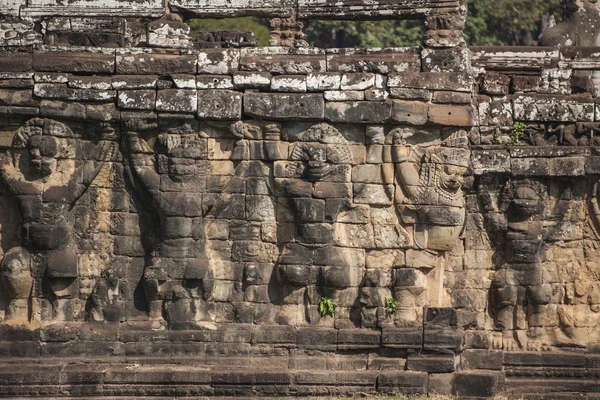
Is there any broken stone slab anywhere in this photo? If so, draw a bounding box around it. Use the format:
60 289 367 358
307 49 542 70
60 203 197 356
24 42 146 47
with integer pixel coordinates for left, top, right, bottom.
147 19 191 49
244 93 324 120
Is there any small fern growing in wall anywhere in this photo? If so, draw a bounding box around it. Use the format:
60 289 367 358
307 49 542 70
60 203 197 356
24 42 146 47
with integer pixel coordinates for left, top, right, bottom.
510 121 526 146
319 297 335 317
384 297 399 315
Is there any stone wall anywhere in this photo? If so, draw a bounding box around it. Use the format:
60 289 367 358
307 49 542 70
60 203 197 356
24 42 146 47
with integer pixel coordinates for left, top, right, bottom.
1 0 600 398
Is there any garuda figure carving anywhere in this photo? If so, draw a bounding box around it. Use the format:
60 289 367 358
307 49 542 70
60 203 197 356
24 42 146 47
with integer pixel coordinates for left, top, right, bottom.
483 179 571 351
276 123 357 326
387 130 470 325
0 118 115 323
124 124 213 328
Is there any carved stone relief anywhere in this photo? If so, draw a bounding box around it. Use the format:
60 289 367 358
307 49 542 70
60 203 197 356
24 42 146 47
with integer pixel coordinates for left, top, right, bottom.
0 118 115 322
123 123 213 328
388 129 470 326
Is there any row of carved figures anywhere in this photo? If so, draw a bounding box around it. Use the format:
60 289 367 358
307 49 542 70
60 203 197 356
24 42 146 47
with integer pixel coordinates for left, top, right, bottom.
0 118 597 351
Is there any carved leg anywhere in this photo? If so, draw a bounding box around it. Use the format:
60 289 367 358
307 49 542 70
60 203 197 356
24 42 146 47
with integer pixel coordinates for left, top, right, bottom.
142 260 169 322
0 247 33 323
526 283 553 351
492 269 519 350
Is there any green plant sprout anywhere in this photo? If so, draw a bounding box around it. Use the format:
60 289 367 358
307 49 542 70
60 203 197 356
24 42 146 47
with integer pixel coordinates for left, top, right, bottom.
491 130 502 145
319 297 336 317
384 297 399 314
509 121 526 146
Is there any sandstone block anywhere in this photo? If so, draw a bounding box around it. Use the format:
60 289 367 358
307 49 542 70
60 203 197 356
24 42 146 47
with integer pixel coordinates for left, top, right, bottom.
117 90 156 110
116 54 196 75
270 75 307 92
40 99 85 119
428 104 473 126
323 90 364 101
0 54 33 72
197 90 242 120
307 73 341 91
198 49 240 74
239 54 326 74
112 75 158 90
391 100 428 125
196 75 234 89
327 49 421 73
233 72 271 89
244 93 324 120
325 101 391 123
481 73 511 96
388 72 471 92
33 52 114 73
156 89 197 113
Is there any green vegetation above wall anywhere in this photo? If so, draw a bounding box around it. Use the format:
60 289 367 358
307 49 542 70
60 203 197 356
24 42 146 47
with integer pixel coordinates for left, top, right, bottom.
187 0 564 47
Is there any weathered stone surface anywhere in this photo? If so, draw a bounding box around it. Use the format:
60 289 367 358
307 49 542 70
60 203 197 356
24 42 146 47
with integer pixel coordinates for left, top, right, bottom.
33 53 115 73
244 93 324 120
156 89 197 113
197 89 242 119
325 101 391 124
388 72 471 92
2 4 600 398
116 54 196 74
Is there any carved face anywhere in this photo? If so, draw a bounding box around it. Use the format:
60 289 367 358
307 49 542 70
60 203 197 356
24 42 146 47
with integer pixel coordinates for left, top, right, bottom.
437 164 467 192
28 135 58 177
511 186 541 218
167 157 195 182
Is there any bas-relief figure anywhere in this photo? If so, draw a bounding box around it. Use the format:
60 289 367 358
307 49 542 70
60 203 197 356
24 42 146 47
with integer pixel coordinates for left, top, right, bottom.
482 179 572 351
123 123 213 328
386 130 470 326
275 123 358 326
0 118 115 323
